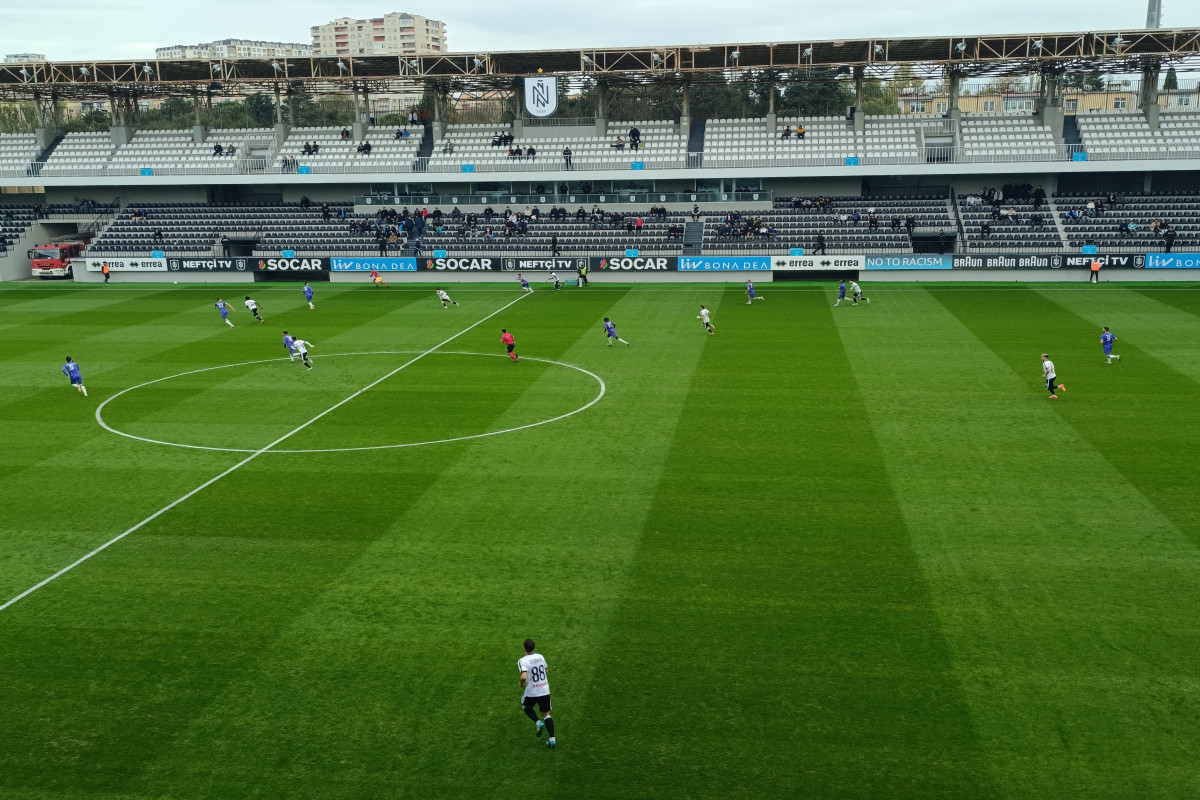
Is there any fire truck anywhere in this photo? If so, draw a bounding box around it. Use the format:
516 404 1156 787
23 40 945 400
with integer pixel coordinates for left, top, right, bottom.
29 238 89 278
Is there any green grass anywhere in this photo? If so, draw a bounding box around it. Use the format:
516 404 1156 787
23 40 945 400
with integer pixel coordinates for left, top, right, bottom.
1 280 1199 800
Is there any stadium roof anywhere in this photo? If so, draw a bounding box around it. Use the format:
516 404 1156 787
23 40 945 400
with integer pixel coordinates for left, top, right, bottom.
1 27 1198 100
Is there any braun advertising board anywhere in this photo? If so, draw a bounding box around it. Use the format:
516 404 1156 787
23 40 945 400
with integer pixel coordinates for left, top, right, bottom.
952 253 1143 270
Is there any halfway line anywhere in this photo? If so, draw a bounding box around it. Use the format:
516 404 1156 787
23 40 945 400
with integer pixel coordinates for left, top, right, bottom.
0 293 529 614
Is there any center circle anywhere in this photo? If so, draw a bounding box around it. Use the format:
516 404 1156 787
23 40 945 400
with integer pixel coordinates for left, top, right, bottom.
95 350 606 454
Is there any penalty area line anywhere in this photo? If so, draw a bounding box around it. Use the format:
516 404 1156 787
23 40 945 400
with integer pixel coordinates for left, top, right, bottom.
0 292 529 614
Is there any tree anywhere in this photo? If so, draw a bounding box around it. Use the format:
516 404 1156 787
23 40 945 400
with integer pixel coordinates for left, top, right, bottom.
1163 67 1179 91
243 93 277 127
1062 70 1104 92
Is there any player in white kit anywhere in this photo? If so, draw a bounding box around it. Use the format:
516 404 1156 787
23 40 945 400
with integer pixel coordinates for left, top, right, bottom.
436 289 459 308
518 638 557 748
698 305 715 335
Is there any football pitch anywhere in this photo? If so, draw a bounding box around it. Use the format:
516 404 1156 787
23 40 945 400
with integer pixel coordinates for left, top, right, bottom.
2 280 1199 800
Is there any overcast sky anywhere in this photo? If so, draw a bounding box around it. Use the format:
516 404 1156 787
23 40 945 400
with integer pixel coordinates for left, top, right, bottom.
0 1 1187 61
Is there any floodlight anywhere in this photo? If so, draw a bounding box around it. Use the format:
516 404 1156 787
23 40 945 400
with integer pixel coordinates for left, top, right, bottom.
211 63 222 73
143 64 153 74
1032 39 1044 49
19 68 29 78
409 60 419 68
652 53 663 64
955 41 967 53
581 54 593 65
337 61 347 71
271 62 282 73
79 67 90 76
730 50 740 60
1112 36 1128 45
473 58 484 68
873 44 884 55
802 47 812 58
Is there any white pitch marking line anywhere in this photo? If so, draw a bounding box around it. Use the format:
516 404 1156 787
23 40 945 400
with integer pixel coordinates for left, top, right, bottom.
96 351 606 454
0 294 529 614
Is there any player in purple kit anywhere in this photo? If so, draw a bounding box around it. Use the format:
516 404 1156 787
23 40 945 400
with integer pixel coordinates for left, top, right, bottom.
518 273 533 293
303 282 315 310
1101 327 1121 364
214 298 234 328
834 280 847 306
283 331 296 361
603 317 630 347
62 356 87 397
746 279 763 304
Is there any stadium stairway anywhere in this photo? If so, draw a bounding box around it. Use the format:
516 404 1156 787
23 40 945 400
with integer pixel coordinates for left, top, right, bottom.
683 221 704 254
1044 199 1071 247
35 133 66 164
414 122 434 171
1062 115 1083 147
687 118 706 154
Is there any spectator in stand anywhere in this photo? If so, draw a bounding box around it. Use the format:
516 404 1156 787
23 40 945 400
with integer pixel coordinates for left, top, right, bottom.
890 215 900 231
212 143 223 156
937 229 948 254
563 146 572 169
1164 227 1177 253
868 214 878 230
813 231 827 255
905 215 916 235
340 128 350 140
691 204 700 221
526 145 537 160
551 234 559 256
1033 185 1046 209
781 125 793 139
611 135 626 150
152 228 164 241
980 221 991 238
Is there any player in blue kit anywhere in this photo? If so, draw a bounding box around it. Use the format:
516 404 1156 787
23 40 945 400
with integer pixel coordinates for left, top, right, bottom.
214 298 234 328
283 331 296 361
834 280 847 306
603 317 630 347
1102 327 1121 364
518 273 533 294
745 279 763 304
303 282 315 310
62 356 87 397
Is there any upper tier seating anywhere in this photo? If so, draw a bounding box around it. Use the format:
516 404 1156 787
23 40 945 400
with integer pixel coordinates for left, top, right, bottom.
0 134 38 174
279 127 423 172
960 114 1058 161
39 132 116 175
426 122 684 172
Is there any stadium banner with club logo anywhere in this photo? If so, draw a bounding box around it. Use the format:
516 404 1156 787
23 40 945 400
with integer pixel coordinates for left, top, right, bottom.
167 257 250 271
775 255 867 271
591 256 675 271
84 257 167 272
864 255 950 270
524 76 558 118
502 256 587 272
1144 253 1200 269
330 257 418 271
678 256 771 271
255 257 327 271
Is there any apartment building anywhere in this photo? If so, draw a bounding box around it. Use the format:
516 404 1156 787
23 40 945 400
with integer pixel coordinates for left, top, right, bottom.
155 40 313 60
310 13 447 57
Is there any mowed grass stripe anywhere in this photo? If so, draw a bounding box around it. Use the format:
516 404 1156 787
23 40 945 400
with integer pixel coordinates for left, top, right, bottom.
0 286 444 598
1042 285 1200 382
0 294 555 797
841 287 1200 800
572 287 997 799
937 286 1200 545
101 288 713 797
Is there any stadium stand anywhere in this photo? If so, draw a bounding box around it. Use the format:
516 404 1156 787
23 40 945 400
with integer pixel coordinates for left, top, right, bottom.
0 134 39 175
427 122 684 172
1076 113 1166 159
39 132 116 175
1054 191 1193 252
84 201 397 256
699 194 955 253
957 192 1064 250
279 127 424 172
960 114 1059 161
407 208 683 256
0 205 37 255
